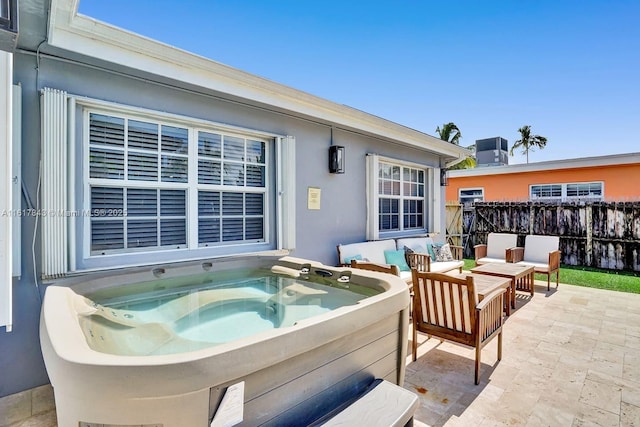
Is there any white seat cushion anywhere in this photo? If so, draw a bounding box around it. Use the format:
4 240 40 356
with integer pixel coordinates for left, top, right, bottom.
522 235 559 264
486 233 518 259
516 260 551 273
476 257 507 265
428 260 464 274
396 237 435 251
399 270 412 283
337 239 397 264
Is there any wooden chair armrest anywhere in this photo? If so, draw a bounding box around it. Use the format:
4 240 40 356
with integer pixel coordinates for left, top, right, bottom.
350 260 400 276
450 245 464 260
548 250 561 271
508 247 524 263
407 252 431 272
476 288 505 339
474 244 487 261
476 288 506 312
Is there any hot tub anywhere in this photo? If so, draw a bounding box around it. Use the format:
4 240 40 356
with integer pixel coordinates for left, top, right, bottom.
40 255 410 426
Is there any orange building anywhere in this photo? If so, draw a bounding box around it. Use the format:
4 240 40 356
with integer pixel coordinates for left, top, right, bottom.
446 153 640 205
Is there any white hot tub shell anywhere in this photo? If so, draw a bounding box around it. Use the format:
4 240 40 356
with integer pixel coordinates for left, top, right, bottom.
40 255 410 426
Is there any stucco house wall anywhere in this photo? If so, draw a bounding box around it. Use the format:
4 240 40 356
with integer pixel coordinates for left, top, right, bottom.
0 0 469 398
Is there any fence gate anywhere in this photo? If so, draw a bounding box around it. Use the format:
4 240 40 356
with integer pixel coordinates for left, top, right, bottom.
445 202 463 247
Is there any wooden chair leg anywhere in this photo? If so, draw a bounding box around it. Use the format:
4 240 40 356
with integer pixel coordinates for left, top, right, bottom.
556 270 559 288
497 331 502 361
412 322 418 362
475 346 481 385
547 273 550 291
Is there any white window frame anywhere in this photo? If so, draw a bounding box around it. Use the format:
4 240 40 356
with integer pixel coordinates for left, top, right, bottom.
530 181 603 202
459 187 484 207
0 51 12 331
565 182 603 200
83 110 272 254
366 154 436 240
40 90 296 276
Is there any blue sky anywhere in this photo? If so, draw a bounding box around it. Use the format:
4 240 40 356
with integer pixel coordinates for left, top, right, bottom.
78 0 640 164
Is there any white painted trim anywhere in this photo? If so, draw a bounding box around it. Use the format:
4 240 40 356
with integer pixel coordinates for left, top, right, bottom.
72 95 282 140
67 96 76 272
433 169 442 233
11 83 20 278
449 152 640 178
365 154 379 241
0 51 13 332
47 0 469 161
279 136 296 250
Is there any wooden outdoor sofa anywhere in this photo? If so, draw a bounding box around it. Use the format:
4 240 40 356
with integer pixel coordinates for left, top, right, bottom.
336 237 464 284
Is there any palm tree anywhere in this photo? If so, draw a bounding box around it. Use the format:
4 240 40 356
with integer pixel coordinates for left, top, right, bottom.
436 122 476 169
510 125 547 163
436 122 462 145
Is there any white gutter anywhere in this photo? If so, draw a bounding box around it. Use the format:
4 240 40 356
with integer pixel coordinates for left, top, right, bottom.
48 0 469 160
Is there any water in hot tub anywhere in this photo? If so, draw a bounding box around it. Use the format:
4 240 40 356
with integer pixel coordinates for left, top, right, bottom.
79 270 377 356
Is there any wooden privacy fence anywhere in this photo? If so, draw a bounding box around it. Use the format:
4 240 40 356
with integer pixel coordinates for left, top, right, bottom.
449 201 640 272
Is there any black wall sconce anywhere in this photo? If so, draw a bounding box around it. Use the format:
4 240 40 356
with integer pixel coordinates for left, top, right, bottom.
440 168 449 186
329 145 345 174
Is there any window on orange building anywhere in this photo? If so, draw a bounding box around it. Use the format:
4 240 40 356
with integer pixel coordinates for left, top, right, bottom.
459 188 484 207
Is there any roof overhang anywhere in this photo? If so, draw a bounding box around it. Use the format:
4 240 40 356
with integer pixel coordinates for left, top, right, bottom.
46 0 470 163
448 152 640 178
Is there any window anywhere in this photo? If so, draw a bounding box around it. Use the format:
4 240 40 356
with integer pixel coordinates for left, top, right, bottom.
40 89 294 276
566 182 602 199
377 162 425 232
531 184 562 201
366 155 434 240
0 0 17 32
459 188 484 207
530 182 603 202
87 111 268 256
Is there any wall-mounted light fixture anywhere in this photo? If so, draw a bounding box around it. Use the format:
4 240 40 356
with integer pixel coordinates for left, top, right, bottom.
328 126 345 174
440 168 449 186
329 145 345 174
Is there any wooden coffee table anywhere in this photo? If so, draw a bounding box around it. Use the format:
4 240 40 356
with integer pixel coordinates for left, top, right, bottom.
451 272 511 315
471 262 536 313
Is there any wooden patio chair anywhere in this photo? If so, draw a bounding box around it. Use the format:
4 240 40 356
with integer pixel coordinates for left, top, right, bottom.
474 232 518 266
510 235 561 291
411 270 506 384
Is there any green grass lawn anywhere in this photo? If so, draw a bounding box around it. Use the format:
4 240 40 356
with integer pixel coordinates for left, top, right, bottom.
462 259 640 294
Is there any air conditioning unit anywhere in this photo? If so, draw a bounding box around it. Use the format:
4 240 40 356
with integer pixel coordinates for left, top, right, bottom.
0 0 18 53
475 137 509 167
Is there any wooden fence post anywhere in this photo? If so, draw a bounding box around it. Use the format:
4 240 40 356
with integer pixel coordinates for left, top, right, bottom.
586 205 592 267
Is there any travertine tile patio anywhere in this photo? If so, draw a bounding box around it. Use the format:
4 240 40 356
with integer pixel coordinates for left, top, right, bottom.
405 278 640 427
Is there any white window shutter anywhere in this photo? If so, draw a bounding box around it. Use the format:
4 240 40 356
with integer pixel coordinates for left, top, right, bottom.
41 88 69 279
0 52 13 331
277 135 296 250
365 154 379 241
